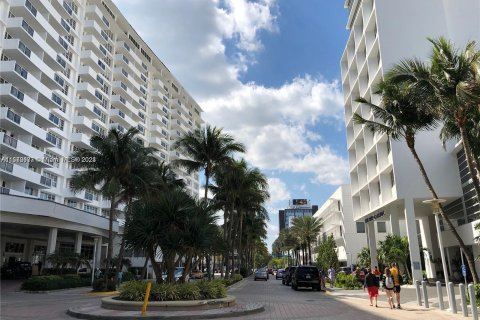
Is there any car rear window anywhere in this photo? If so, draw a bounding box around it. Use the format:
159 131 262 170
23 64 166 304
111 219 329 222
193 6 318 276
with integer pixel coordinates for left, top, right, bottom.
297 267 318 275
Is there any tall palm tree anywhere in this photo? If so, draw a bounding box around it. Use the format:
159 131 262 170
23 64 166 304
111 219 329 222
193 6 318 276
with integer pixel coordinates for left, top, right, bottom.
354 77 480 283
173 125 245 279
291 216 323 264
70 128 148 287
389 37 480 205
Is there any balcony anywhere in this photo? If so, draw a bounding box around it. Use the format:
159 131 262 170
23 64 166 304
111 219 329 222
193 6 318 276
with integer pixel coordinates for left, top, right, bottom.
109 109 136 128
80 50 109 74
113 67 141 94
152 78 167 93
6 17 60 69
70 132 94 150
0 84 51 123
0 132 52 168
77 82 105 103
149 136 168 151
75 99 106 120
85 5 109 29
83 19 103 41
111 94 137 115
72 116 95 134
82 34 106 58
9 0 62 49
64 189 95 202
116 41 142 65
0 161 51 189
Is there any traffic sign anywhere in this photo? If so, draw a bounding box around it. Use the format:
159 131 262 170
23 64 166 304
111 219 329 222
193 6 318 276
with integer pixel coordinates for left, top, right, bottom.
461 264 467 277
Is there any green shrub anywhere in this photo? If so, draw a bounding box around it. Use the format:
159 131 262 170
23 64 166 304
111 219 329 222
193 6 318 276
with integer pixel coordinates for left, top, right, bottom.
222 274 243 286
41 268 77 275
21 275 90 291
92 278 117 292
335 273 361 290
119 280 226 302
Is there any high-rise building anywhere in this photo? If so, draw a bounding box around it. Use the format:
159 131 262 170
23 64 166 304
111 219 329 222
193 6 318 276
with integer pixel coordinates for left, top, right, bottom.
278 199 318 232
341 0 479 282
0 0 203 268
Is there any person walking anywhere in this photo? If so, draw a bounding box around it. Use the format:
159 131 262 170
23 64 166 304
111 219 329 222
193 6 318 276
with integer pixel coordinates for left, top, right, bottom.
382 267 395 309
327 266 336 288
373 266 380 279
390 262 402 309
364 268 380 307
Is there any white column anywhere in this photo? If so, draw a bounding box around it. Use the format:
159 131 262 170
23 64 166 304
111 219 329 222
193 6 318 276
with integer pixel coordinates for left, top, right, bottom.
418 216 436 279
404 199 422 282
95 237 103 266
47 227 58 254
390 206 401 236
74 232 83 254
366 221 378 268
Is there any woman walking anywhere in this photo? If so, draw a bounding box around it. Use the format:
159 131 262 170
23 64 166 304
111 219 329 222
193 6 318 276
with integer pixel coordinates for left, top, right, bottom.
364 268 380 307
382 267 395 309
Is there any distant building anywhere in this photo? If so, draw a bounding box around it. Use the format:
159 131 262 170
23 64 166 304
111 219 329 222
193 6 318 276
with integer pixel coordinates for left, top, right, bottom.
278 199 318 231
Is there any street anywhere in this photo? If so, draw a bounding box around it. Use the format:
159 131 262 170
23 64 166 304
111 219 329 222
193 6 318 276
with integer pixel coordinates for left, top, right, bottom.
0 277 468 320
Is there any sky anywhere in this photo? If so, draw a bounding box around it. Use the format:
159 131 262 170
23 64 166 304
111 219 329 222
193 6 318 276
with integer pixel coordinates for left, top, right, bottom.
115 0 350 251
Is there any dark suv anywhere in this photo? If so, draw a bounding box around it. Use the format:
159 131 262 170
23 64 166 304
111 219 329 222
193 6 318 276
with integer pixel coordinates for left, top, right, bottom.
291 265 320 291
282 266 296 286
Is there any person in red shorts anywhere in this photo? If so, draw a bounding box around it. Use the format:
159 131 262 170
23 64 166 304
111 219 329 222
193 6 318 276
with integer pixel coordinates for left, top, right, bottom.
364 267 380 307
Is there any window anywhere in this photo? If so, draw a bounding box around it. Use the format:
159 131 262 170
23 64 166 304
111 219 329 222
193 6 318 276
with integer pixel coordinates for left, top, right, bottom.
356 222 365 233
377 221 386 233
18 41 31 57
56 55 66 69
54 74 65 87
40 192 55 201
84 204 98 214
51 93 62 106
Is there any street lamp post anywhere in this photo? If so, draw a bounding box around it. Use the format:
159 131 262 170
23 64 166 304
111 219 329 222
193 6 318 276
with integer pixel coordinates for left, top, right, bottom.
422 199 451 309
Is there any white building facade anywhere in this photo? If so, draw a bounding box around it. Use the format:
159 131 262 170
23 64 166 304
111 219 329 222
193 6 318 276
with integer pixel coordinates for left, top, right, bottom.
342 0 480 282
0 0 203 269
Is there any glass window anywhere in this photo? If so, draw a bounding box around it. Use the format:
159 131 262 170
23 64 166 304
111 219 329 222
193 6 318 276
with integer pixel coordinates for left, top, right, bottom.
377 221 386 233
356 222 365 233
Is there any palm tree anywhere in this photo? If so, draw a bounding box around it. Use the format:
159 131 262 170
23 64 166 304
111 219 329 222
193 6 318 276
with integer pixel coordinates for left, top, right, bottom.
354 76 480 283
378 234 411 281
173 125 245 279
70 128 148 287
291 216 323 264
389 37 480 205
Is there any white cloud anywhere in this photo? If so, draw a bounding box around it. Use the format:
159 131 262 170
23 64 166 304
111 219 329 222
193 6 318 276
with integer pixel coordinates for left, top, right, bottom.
267 177 291 203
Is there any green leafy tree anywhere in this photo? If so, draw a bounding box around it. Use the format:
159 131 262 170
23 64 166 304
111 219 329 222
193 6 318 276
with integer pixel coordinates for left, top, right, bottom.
377 234 411 280
315 234 338 272
356 247 371 269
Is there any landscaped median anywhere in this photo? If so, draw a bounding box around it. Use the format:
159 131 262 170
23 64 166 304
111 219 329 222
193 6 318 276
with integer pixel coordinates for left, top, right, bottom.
21 275 90 291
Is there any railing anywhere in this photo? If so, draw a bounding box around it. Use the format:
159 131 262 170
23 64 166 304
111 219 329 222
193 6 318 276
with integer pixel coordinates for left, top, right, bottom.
0 187 10 194
0 161 14 173
21 20 34 37
25 0 37 16
18 41 31 57
6 109 21 124
10 86 25 101
2 134 18 148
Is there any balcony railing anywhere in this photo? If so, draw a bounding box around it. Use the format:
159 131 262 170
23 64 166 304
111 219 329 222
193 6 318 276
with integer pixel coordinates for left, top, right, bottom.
0 161 14 173
2 134 18 148
25 0 37 16
6 109 21 124
0 187 10 194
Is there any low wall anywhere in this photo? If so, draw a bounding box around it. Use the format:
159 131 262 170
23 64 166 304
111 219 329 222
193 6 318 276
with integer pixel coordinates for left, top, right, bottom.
101 295 236 311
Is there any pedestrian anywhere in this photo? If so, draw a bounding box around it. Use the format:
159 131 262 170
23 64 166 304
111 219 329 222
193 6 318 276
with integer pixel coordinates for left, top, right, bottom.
117 270 123 287
382 267 395 309
390 262 402 309
363 267 380 307
327 266 336 288
373 266 380 279
37 261 42 274
320 269 327 291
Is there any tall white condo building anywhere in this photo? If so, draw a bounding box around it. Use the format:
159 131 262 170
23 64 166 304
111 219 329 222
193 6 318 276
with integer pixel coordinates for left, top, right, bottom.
0 0 203 268
341 0 480 282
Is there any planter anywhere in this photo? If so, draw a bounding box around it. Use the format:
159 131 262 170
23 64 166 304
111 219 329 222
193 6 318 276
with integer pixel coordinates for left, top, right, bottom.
101 295 236 311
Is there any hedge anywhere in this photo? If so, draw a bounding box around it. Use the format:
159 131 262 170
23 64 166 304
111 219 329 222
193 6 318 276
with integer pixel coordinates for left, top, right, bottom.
21 275 90 291
222 274 243 287
119 280 227 301
334 273 362 290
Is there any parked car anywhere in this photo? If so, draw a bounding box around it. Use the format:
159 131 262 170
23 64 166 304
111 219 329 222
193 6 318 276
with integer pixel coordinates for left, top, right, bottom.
267 267 273 275
1 261 32 279
162 267 188 282
291 265 320 291
276 268 285 280
254 268 268 281
282 266 296 286
337 266 352 274
189 270 205 279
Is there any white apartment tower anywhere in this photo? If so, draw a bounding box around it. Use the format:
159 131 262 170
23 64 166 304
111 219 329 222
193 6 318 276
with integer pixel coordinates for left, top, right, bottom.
342 0 480 282
0 0 203 268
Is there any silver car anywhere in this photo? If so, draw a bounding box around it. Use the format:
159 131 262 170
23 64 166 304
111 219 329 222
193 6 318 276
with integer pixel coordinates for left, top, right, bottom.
254 268 268 281
276 268 285 279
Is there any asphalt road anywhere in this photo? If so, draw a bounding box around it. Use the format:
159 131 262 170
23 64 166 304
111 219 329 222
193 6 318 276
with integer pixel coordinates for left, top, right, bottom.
0 277 468 320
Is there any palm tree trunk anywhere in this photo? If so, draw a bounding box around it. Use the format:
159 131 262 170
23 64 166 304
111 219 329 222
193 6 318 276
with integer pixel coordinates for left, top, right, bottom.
407 140 479 284
204 170 212 280
459 125 480 204
103 196 116 289
237 212 244 273
141 256 149 280
307 240 312 264
147 247 162 283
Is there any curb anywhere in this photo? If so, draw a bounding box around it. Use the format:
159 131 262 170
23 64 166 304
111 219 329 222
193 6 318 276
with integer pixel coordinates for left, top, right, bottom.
66 303 265 320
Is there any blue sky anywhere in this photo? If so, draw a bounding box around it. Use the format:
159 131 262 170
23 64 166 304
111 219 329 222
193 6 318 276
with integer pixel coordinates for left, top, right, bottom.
115 0 350 250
